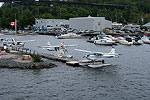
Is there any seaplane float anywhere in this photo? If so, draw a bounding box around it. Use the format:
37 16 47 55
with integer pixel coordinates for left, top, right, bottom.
66 47 120 68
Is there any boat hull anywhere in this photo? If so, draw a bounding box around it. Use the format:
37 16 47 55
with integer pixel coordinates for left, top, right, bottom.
118 40 133 45
94 40 116 46
56 33 81 39
88 63 111 68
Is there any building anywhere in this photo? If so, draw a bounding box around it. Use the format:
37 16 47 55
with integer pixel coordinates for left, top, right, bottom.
35 18 69 31
112 22 123 30
122 24 141 32
143 22 150 31
69 16 112 32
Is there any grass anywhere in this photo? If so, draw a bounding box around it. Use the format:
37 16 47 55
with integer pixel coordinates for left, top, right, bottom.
31 54 42 62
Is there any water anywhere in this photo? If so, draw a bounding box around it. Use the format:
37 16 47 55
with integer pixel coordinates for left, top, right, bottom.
0 35 150 100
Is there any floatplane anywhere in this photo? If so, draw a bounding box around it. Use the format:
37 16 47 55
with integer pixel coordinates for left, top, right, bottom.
1 38 35 47
74 47 119 59
38 42 77 58
1 19 35 49
73 47 119 68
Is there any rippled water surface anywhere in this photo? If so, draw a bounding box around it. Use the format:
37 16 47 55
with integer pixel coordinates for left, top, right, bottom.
0 35 150 100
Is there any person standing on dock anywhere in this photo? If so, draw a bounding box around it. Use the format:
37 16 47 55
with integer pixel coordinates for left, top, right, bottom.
60 42 65 49
60 42 68 57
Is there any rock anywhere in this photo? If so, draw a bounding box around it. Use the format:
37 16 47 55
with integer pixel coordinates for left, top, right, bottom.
0 59 57 69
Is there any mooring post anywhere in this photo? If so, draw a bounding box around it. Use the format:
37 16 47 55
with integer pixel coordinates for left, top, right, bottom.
26 49 27 54
30 50 31 54
33 50 35 55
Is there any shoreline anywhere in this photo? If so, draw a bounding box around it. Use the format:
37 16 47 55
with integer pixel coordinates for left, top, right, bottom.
0 51 57 69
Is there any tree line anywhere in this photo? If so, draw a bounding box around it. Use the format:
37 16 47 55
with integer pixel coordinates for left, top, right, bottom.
0 0 150 29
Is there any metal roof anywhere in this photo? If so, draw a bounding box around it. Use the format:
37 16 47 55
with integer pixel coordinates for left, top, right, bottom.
143 22 150 27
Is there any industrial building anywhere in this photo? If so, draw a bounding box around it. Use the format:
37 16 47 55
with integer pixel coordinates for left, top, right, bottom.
35 18 69 31
69 16 112 32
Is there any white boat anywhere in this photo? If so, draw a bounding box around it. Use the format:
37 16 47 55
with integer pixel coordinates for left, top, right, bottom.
117 37 133 45
94 37 116 45
133 39 143 45
56 33 81 39
142 36 150 44
88 63 111 68
0 33 4 36
87 36 97 43
110 37 119 42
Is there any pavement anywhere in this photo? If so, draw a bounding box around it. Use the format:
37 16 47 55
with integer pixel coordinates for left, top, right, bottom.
0 51 32 63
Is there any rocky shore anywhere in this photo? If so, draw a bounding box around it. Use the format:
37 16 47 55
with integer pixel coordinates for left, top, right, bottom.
0 51 57 69
0 59 57 69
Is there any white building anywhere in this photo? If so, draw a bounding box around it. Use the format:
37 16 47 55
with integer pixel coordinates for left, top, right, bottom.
69 16 112 32
112 22 123 30
35 18 69 31
122 24 141 32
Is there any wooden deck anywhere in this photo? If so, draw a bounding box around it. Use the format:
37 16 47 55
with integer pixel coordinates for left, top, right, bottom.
7 47 81 66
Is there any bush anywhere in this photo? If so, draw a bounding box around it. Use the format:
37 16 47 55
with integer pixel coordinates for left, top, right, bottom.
5 49 10 53
32 54 42 62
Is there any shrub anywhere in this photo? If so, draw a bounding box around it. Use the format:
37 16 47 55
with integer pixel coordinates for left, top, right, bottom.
32 54 42 62
5 49 10 53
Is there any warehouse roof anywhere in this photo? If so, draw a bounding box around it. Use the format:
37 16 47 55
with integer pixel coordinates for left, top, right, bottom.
143 22 150 27
70 16 105 19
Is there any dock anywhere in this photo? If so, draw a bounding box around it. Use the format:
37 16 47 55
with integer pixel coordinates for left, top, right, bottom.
9 47 80 66
39 53 71 63
0 45 87 66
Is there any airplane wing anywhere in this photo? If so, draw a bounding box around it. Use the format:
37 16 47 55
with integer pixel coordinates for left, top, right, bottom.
74 49 103 54
74 49 92 53
18 40 35 43
38 44 77 48
38 45 60 48
64 44 77 47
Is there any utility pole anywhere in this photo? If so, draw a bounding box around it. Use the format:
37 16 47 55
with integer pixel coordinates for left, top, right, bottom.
15 13 17 51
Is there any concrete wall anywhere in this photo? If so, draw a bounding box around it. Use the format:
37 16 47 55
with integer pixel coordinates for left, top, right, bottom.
105 20 112 29
69 17 112 32
35 17 112 32
93 17 105 32
69 17 94 31
35 19 69 30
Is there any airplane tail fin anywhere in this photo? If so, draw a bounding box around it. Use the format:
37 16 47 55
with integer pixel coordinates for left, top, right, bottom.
109 48 115 54
47 42 51 46
109 47 119 57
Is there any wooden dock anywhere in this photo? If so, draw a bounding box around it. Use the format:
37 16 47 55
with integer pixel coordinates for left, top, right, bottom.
39 53 71 63
8 47 81 66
